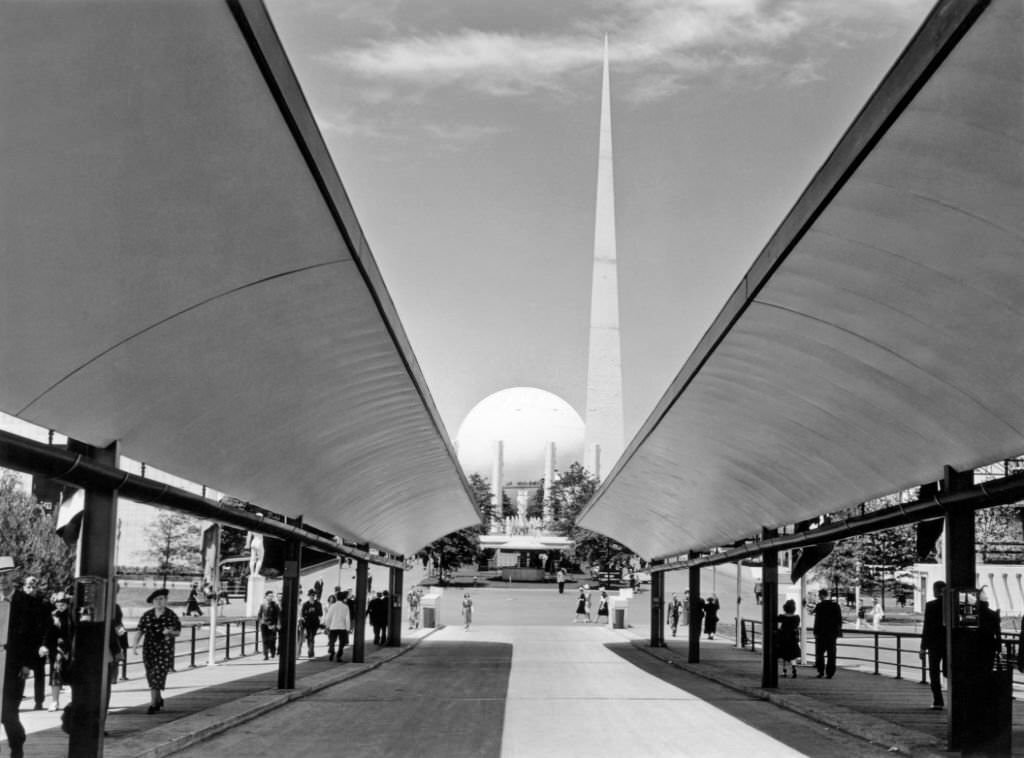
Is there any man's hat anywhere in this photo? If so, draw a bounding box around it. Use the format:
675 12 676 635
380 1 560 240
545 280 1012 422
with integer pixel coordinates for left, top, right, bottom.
146 588 170 603
0 556 14 573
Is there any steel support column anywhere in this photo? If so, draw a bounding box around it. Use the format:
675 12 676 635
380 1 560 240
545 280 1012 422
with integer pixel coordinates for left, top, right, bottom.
353 558 368 663
650 570 665 647
944 465 975 751
67 440 118 758
761 529 779 689
688 557 701 663
276 539 300 689
387 566 403 647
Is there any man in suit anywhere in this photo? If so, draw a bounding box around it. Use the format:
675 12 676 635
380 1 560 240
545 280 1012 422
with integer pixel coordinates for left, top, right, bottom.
812 588 843 679
2 561 49 758
919 580 947 709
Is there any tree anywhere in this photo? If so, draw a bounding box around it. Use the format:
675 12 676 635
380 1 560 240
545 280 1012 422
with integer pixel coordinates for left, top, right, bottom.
220 525 248 558
145 510 202 586
0 470 75 591
415 473 491 576
547 462 633 569
811 494 919 605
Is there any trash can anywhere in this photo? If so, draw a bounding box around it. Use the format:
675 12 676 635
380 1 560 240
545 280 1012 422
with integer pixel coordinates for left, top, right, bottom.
611 598 629 629
421 594 440 628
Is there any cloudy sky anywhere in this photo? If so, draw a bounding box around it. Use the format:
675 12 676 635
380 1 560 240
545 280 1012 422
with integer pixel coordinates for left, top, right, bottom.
264 0 935 466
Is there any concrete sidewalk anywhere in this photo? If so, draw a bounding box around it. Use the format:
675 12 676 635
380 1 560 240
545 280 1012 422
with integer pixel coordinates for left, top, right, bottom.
616 625 1024 757
3 627 436 758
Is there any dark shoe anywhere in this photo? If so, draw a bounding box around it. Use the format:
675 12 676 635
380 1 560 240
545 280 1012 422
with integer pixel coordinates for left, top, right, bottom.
816 673 824 678
930 703 944 710
34 703 44 711
791 669 797 678
147 706 158 715
826 674 834 679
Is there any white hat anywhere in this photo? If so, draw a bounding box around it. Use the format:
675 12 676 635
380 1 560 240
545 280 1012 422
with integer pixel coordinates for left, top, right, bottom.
0 556 14 573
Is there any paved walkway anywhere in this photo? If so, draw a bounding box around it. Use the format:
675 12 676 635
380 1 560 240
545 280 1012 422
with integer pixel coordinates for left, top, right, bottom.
4 627 434 758
5 611 1024 756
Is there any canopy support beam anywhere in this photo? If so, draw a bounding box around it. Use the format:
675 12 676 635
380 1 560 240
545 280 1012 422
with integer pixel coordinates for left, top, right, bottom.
652 471 1024 571
0 429 404 569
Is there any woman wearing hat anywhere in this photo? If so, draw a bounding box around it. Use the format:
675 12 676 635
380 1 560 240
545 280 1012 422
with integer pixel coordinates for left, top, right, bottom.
45 591 73 711
132 588 181 714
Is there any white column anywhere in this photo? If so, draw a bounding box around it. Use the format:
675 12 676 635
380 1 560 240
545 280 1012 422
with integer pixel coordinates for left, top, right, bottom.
543 441 555 523
491 440 504 532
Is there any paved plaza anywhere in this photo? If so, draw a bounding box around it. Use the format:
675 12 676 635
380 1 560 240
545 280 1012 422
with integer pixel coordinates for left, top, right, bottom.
10 583 1023 757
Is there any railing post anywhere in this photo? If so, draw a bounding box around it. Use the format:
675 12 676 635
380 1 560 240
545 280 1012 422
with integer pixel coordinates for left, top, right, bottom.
896 635 902 679
225 621 232 660
874 633 880 675
752 622 757 652
241 621 246 657
190 625 197 668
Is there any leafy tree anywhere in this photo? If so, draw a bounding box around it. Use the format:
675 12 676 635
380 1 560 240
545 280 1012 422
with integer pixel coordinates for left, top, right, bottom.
220 525 248 558
547 462 634 569
0 470 75 591
976 505 1023 562
415 473 491 576
811 494 920 606
145 510 202 586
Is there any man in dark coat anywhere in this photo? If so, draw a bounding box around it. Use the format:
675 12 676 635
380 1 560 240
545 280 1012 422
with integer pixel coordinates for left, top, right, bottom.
2 563 48 758
367 592 388 646
299 589 323 658
919 580 946 709
20 576 49 710
812 588 843 679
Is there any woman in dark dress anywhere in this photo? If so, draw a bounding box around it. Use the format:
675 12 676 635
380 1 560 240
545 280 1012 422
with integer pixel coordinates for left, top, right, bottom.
597 591 610 624
704 595 720 639
45 592 73 711
132 588 181 714
574 586 587 623
776 598 801 678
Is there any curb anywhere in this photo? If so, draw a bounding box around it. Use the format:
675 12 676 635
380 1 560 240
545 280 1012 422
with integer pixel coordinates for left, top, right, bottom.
105 627 442 758
629 640 948 758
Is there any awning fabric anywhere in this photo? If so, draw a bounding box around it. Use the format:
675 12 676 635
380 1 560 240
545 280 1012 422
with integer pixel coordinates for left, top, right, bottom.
0 0 479 556
580 0 1024 559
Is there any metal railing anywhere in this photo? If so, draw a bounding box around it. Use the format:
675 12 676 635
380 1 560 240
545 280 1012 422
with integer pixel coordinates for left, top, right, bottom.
739 618 1024 687
116 617 262 680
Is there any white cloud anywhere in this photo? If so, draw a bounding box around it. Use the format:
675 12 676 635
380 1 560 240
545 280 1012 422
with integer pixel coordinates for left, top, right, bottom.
322 0 933 103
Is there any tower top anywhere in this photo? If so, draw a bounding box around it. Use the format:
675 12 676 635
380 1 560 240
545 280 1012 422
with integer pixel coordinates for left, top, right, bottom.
583 38 625 480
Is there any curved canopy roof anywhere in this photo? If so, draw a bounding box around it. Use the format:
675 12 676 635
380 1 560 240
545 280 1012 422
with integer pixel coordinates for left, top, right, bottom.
580 0 1024 559
0 0 479 556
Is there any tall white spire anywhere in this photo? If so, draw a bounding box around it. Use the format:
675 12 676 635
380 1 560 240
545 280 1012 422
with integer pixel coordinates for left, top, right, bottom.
583 36 624 480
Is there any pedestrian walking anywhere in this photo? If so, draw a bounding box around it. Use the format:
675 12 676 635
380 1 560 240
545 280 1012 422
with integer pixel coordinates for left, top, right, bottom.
2 558 47 758
20 576 49 711
256 590 280 659
132 588 181 714
667 593 682 637
596 591 610 624
556 568 567 595
407 588 421 630
323 594 352 662
776 599 801 678
184 583 203 616
574 587 587 623
367 592 388 645
919 580 946 709
300 589 323 658
812 588 842 679
461 593 473 630
704 594 720 640
870 597 884 631
45 592 73 711
584 586 594 623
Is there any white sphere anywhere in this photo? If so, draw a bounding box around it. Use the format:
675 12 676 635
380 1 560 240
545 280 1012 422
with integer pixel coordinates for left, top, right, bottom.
456 387 584 483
